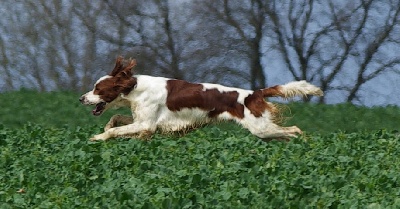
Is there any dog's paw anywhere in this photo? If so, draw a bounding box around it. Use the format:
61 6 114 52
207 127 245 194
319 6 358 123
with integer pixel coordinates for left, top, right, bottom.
289 126 303 135
89 137 98 141
89 133 108 141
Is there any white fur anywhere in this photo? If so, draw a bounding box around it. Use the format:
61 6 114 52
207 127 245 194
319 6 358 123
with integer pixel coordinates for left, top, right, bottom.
80 75 112 105
83 75 322 141
96 75 113 84
80 91 102 105
280 80 323 98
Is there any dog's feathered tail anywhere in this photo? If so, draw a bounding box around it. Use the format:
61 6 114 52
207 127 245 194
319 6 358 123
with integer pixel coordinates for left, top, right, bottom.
261 80 323 98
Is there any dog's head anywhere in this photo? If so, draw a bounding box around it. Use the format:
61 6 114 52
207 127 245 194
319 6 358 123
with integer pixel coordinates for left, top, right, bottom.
79 57 137 116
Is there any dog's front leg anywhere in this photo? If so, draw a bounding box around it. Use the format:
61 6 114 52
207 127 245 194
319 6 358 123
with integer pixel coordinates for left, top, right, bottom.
90 132 112 141
90 123 155 141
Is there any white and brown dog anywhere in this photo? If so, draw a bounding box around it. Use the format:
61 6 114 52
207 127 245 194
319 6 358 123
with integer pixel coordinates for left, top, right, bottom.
79 57 323 141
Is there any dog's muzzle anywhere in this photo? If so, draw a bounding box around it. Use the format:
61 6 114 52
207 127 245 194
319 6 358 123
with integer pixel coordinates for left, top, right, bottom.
79 96 85 104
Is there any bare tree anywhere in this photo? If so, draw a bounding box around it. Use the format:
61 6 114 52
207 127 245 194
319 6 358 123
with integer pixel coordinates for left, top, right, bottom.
1 0 97 91
0 19 13 90
72 0 110 90
193 0 270 89
264 0 400 104
15 1 48 91
75 0 198 81
343 0 400 102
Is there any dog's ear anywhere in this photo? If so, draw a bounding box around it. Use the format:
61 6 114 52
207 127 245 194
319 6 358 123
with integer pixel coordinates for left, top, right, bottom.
118 58 136 78
109 56 124 76
113 59 137 95
114 77 137 95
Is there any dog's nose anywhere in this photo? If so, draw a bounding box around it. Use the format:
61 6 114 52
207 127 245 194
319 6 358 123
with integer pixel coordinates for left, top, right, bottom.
79 96 84 103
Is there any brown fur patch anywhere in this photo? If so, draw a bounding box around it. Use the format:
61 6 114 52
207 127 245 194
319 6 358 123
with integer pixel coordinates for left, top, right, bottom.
244 90 278 118
109 56 124 76
166 80 245 119
95 58 137 102
261 85 284 97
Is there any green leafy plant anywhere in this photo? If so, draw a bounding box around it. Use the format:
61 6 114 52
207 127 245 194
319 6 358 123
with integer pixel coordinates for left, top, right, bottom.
1 91 400 208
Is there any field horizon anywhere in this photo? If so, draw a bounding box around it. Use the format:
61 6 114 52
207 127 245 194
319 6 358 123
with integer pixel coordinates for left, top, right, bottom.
1 90 399 132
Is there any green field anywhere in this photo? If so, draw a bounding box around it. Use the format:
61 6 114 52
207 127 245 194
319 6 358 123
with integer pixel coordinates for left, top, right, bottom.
1 91 400 208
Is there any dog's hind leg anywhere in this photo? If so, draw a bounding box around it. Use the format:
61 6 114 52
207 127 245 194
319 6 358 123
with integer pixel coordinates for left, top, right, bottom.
104 114 134 131
246 124 303 141
260 126 303 141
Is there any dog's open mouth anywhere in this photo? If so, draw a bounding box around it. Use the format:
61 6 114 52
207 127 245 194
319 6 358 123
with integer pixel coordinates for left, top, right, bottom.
92 102 107 116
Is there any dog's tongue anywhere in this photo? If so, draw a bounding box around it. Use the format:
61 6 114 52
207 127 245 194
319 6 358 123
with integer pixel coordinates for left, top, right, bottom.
92 102 106 116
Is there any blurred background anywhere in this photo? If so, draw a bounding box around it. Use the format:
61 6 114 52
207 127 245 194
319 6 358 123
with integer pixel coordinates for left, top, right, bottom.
0 0 399 106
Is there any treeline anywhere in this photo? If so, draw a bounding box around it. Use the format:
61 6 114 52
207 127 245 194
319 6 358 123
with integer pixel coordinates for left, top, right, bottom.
0 0 399 105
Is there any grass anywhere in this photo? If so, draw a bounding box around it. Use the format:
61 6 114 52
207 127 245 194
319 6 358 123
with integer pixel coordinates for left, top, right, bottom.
1 90 400 208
